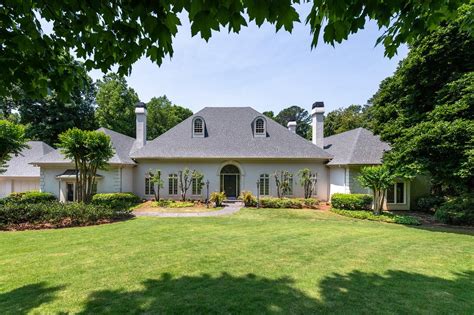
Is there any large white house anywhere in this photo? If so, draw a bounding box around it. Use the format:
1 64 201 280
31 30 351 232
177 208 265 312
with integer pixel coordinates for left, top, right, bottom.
1 102 430 210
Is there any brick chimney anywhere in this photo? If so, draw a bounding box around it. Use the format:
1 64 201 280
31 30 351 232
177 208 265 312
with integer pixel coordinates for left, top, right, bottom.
135 101 147 149
311 101 324 147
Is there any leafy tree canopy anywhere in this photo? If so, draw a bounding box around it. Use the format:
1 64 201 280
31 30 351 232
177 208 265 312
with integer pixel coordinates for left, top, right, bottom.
369 6 474 194
274 105 311 139
324 104 370 137
147 96 193 140
0 120 28 173
95 73 139 138
1 1 470 99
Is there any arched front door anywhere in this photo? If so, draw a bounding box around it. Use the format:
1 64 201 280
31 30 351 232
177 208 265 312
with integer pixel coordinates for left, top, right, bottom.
220 164 240 199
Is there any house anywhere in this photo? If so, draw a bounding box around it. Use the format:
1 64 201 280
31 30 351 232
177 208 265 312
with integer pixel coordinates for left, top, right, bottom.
3 102 430 210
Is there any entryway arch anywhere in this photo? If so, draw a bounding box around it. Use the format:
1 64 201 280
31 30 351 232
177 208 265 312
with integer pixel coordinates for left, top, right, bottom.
219 164 241 199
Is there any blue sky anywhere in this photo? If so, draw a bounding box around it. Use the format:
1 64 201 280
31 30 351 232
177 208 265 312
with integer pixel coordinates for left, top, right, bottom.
88 5 408 114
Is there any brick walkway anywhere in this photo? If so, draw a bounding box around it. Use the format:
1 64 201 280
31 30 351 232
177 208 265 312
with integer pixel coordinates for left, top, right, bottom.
134 202 243 218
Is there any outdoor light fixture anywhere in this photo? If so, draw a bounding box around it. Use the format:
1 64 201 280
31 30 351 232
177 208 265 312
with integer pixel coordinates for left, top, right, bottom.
206 180 210 208
256 180 260 209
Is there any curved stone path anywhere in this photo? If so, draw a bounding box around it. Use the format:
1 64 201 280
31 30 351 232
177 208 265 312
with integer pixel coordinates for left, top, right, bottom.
134 202 243 218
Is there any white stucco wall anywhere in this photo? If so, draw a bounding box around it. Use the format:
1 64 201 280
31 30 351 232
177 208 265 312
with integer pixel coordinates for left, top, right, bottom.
40 165 135 201
328 167 348 198
133 159 329 201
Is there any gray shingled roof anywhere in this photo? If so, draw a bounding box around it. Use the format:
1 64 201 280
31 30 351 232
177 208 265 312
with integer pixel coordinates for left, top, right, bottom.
32 128 137 165
131 107 332 159
324 127 391 165
1 141 54 177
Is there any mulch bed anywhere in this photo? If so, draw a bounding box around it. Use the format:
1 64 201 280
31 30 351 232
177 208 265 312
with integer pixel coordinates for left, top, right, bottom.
1 217 133 232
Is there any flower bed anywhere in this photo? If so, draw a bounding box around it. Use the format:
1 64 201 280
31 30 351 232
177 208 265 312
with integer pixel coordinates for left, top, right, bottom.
331 208 420 225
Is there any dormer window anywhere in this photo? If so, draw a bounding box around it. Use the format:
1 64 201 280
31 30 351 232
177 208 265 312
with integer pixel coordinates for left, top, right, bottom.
193 117 205 137
253 117 266 137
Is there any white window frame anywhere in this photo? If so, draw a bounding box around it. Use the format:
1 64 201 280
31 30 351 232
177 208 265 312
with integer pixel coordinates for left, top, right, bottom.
259 174 270 196
254 117 266 137
145 177 155 196
192 177 202 196
193 117 205 137
168 174 178 196
387 182 406 204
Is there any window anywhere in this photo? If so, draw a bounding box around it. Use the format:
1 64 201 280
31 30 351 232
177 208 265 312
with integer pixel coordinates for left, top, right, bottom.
193 118 204 137
168 174 178 195
145 177 155 195
283 175 293 196
259 174 269 195
255 118 265 135
192 178 202 195
387 182 405 204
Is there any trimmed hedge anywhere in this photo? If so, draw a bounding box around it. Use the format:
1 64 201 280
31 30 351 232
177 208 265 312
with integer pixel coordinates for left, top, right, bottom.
92 193 141 210
434 194 474 225
0 201 132 229
259 197 319 209
331 193 373 210
1 191 56 204
332 209 420 225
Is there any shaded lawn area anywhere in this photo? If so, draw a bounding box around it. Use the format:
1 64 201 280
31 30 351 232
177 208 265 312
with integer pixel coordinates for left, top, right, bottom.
0 208 473 314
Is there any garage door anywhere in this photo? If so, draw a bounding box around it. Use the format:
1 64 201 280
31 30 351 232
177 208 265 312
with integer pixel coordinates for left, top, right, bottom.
13 179 40 193
0 180 12 198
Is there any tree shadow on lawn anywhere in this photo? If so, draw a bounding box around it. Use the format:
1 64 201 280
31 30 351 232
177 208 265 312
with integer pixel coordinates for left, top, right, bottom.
0 282 65 315
79 270 474 314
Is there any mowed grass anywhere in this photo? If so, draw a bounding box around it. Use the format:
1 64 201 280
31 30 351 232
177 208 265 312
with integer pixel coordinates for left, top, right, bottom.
0 209 473 314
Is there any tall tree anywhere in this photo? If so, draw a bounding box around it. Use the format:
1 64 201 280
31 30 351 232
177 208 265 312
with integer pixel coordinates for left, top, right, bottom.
95 73 139 138
58 129 114 203
324 105 370 137
0 120 28 173
147 96 193 139
16 74 97 146
262 111 275 119
369 6 474 195
357 165 395 214
275 106 311 139
1 1 469 100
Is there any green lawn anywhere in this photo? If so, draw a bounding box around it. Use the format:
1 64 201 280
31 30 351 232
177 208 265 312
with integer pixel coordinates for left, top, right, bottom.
1 209 473 314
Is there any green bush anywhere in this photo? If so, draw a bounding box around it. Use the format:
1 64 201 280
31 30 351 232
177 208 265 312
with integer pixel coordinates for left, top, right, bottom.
416 195 445 212
331 193 373 210
154 200 195 208
210 192 226 207
258 197 319 209
434 194 474 225
0 201 132 229
239 191 257 207
331 209 420 225
3 191 56 204
92 192 141 210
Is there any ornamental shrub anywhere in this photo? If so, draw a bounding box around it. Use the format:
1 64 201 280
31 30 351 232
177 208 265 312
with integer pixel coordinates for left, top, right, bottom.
210 192 226 207
434 194 474 225
92 192 141 210
331 209 420 225
258 197 319 209
0 201 132 229
416 195 445 212
3 191 56 204
331 193 373 210
239 191 257 207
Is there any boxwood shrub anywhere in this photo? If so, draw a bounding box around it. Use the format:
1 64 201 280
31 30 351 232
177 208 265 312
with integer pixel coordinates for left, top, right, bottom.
0 201 132 230
331 193 373 210
258 197 319 209
434 194 474 225
92 192 141 210
2 191 56 204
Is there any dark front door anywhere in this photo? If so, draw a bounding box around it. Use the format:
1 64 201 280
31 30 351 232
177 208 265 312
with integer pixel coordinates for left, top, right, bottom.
223 175 238 198
67 183 74 202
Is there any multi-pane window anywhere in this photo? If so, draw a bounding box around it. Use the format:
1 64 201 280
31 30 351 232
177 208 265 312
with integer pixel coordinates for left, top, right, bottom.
283 175 293 196
168 174 178 195
192 178 202 195
387 182 405 204
255 118 265 135
259 174 269 195
145 178 155 195
194 118 203 136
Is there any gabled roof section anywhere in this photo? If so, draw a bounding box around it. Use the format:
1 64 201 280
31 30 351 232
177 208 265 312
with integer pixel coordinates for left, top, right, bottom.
132 107 332 159
324 128 391 165
1 141 54 177
32 128 137 165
